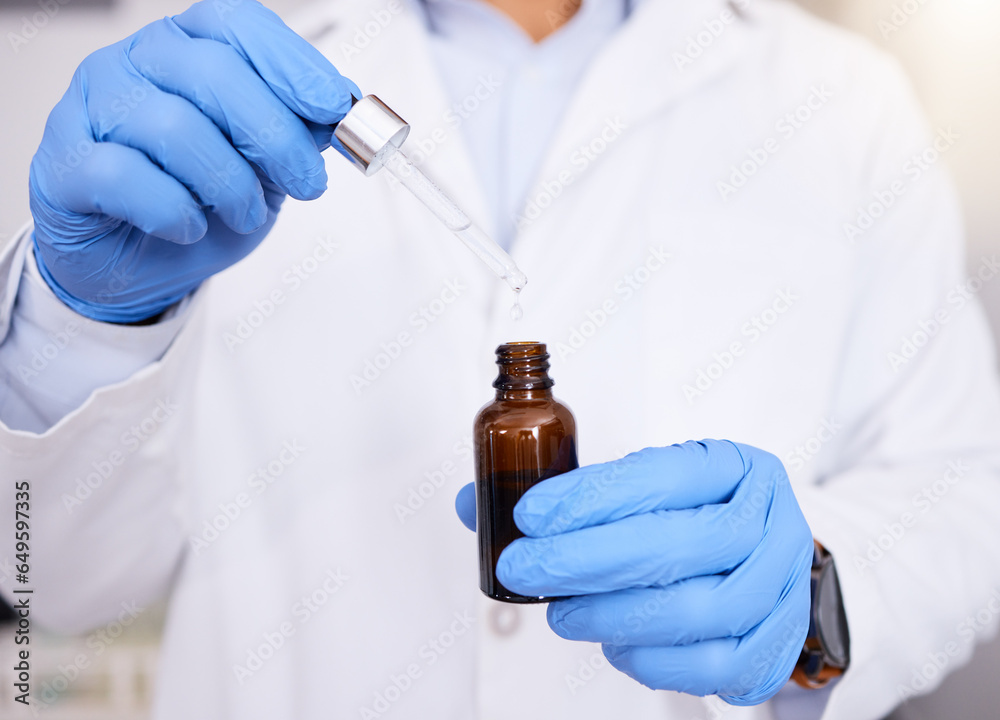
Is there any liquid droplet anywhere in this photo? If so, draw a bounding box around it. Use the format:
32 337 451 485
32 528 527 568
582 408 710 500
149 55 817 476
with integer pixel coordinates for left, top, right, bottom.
510 290 523 321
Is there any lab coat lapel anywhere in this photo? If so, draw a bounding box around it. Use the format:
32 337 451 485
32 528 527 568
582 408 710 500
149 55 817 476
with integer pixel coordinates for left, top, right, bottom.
525 0 748 210
505 0 749 291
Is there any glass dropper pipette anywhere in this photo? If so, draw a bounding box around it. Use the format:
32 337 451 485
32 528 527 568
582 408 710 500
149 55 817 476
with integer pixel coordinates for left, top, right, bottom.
332 95 527 293
380 147 526 292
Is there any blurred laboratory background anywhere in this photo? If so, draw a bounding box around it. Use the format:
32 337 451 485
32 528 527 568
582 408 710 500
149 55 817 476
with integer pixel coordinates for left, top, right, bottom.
1 0 998 717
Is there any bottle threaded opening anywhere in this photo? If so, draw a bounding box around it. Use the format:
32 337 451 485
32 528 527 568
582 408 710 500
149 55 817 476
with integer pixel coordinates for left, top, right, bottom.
493 342 554 390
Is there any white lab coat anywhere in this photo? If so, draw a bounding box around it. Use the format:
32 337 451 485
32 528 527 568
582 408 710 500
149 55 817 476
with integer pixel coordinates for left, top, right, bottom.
2 0 1000 718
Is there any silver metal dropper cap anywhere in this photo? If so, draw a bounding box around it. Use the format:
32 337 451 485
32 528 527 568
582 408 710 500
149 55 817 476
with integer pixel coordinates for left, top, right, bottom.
333 95 410 176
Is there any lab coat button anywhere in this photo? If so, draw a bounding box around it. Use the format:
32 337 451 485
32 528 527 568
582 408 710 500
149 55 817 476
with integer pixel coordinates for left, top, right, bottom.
488 603 521 637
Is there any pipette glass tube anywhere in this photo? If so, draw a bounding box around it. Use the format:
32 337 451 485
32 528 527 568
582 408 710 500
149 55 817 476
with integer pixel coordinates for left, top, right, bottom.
381 147 527 292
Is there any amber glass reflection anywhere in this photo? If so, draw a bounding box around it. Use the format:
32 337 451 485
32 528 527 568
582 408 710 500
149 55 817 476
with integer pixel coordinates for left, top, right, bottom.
474 342 578 603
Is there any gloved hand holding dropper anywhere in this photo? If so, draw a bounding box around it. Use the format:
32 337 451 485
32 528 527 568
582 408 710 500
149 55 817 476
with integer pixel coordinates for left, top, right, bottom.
30 0 361 323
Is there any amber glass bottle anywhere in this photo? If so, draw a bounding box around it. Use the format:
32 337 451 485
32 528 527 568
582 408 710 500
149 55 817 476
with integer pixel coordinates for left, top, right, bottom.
474 342 578 603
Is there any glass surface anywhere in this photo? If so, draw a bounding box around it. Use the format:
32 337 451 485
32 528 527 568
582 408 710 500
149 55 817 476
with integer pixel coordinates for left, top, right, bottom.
817 561 850 666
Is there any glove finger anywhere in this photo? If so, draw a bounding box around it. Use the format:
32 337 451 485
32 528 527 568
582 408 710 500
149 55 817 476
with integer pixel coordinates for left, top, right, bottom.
498 482 767 596
602 571 809 704
455 482 476 532
171 0 361 124
546 499 812 645
92 82 268 234
513 440 752 537
127 19 326 200
303 118 335 152
602 637 739 697
548 578 762 647
36 141 206 245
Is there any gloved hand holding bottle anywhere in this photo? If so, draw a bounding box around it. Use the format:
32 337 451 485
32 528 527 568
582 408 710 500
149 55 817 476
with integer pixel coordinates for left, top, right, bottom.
455 439 814 705
29 0 359 323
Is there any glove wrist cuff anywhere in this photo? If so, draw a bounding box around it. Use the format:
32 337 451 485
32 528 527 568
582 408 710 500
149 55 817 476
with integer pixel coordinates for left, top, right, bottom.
32 235 178 324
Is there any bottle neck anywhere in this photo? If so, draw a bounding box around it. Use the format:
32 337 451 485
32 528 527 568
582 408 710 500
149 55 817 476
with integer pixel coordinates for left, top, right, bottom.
495 387 554 401
493 342 554 399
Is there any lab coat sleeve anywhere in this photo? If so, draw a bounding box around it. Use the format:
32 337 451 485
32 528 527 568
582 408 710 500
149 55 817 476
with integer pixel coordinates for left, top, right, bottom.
0 226 191 433
794 59 1000 720
0 226 203 634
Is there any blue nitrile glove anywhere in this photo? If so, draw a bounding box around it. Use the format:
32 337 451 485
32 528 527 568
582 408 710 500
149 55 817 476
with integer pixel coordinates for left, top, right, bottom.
29 0 360 323
455 440 814 705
